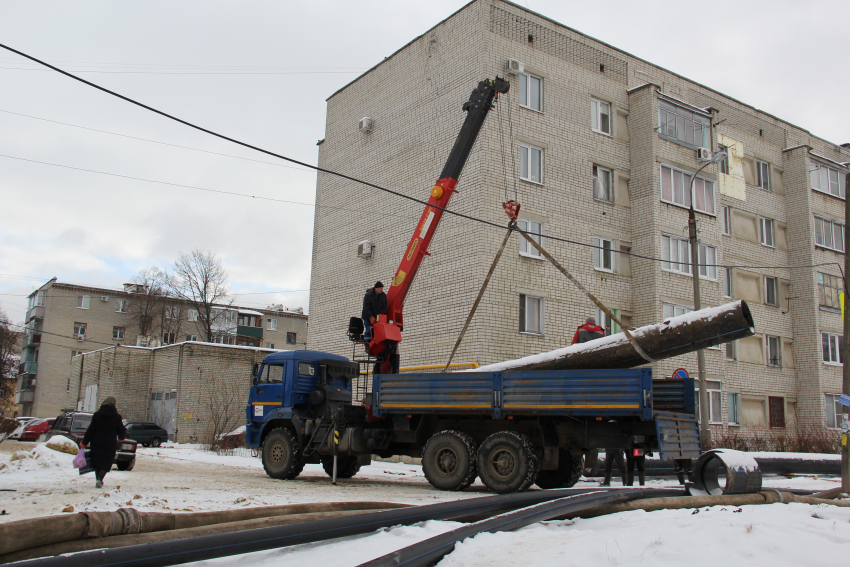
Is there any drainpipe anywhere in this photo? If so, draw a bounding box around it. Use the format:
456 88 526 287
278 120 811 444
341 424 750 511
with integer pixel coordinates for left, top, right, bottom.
842 171 850 492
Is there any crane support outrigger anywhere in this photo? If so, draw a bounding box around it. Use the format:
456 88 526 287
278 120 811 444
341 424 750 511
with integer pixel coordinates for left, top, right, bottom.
357 77 510 374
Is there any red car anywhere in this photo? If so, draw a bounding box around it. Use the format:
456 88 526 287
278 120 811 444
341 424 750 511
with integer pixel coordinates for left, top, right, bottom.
21 418 56 441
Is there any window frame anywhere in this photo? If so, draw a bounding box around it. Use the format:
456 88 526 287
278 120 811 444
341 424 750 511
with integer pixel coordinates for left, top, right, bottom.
764 276 778 307
822 332 843 365
596 307 617 336
657 98 711 150
517 218 544 259
663 302 693 319
728 393 740 425
593 164 613 202
115 299 128 313
187 309 199 322
814 215 845 252
112 326 125 341
165 306 178 320
694 380 722 424
518 72 543 112
73 322 86 337
721 205 731 235
817 272 843 311
286 332 297 345
267 318 277 331
825 393 846 429
766 335 782 368
725 340 737 361
759 217 775 248
76 295 90 310
592 236 615 273
756 160 771 191
661 233 691 276
722 267 733 298
768 396 785 428
519 293 545 336
659 164 716 215
519 143 543 184
591 97 611 136
698 243 717 280
185 334 198 342
810 160 846 199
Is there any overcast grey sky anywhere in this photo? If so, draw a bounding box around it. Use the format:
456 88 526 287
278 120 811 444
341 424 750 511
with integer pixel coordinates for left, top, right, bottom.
1 0 847 324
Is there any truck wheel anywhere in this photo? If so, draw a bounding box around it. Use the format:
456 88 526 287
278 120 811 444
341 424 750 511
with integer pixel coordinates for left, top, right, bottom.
321 456 361 479
477 431 538 494
116 458 136 472
422 430 477 491
262 428 302 480
583 450 600 477
535 449 584 489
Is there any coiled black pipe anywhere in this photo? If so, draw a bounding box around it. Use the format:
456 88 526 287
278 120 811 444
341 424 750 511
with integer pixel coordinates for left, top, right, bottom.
19 488 675 567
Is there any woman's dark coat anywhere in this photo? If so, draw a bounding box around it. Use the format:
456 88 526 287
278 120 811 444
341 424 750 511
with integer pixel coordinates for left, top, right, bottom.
82 404 127 472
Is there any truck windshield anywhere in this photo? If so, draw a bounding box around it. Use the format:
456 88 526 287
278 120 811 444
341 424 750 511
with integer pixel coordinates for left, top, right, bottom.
265 365 284 383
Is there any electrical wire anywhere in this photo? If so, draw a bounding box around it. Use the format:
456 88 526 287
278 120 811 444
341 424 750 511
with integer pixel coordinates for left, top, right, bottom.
0 43 844 278
0 67 362 75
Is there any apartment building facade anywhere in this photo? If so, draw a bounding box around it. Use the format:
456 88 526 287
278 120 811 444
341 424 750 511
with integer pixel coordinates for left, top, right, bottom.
18 278 308 417
308 0 849 433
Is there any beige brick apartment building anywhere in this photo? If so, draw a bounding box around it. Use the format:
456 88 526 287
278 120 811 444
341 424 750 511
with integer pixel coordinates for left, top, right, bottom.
18 278 307 417
308 0 849 434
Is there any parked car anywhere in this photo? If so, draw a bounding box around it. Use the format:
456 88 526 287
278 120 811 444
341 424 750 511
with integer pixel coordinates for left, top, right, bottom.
123 422 168 447
8 416 38 440
22 418 56 441
48 411 137 471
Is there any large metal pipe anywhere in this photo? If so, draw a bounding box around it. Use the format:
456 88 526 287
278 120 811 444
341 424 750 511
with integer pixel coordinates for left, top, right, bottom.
474 300 754 372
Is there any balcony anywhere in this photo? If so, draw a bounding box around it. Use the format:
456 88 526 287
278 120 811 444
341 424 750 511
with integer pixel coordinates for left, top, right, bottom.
30 333 41 345
237 325 263 339
18 361 37 375
26 305 45 322
15 390 34 404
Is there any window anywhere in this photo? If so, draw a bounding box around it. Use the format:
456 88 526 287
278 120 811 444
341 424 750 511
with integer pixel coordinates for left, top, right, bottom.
67 378 71 392
267 318 277 331
162 332 176 345
766 335 782 368
657 99 710 150
756 160 770 191
286 332 297 345
520 143 543 183
266 343 276 349
698 244 717 280
814 216 845 252
28 291 45 310
822 333 843 365
518 219 544 258
659 164 715 214
70 350 82 360
722 267 733 298
825 393 847 429
519 72 542 112
768 396 785 428
663 302 693 319
266 365 284 383
718 145 728 175
185 334 198 342
73 322 86 338
593 165 612 202
592 236 614 272
728 393 740 425
817 272 843 311
725 340 736 361
811 161 845 199
187 309 199 322
764 276 778 306
694 380 722 424
759 217 774 247
693 177 716 215
519 294 545 335
591 98 611 135
661 234 691 275
165 306 177 319
721 205 731 235
596 308 617 335
115 300 128 313
76 295 90 309
112 327 125 340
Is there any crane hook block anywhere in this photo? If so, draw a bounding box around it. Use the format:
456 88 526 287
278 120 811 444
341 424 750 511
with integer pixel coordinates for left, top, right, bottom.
503 200 521 220
431 186 444 199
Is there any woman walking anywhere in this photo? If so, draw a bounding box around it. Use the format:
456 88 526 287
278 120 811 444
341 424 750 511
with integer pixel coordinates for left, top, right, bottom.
80 396 127 488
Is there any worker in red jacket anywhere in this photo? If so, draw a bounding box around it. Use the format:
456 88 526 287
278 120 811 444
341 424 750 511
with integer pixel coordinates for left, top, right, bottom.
571 316 606 345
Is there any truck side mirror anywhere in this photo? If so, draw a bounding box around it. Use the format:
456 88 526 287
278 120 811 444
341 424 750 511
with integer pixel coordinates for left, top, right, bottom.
252 363 259 377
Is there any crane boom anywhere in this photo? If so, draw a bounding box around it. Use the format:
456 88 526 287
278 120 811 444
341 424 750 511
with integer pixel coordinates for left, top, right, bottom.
367 77 510 373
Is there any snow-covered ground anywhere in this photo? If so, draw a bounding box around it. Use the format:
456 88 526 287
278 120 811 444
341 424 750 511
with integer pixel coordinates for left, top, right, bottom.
1 440 847 565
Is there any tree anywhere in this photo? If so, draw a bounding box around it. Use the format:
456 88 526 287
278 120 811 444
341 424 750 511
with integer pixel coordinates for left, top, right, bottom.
169 249 233 342
0 309 21 418
125 267 170 341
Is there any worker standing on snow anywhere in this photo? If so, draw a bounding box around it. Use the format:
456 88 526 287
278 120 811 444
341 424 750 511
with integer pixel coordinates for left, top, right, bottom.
600 448 626 486
362 281 387 341
625 449 647 486
80 396 127 489
571 316 606 344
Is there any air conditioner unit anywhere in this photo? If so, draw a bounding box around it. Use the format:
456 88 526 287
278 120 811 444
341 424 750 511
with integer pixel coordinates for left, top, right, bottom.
505 59 524 75
357 240 374 258
76 335 85 341
100 296 109 302
696 147 712 162
358 117 373 133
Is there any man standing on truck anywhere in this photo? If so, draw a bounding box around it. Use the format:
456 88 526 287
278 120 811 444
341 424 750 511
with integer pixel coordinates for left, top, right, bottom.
362 281 387 341
571 316 605 344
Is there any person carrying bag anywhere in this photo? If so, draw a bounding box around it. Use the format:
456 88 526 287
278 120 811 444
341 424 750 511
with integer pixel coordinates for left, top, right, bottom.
80 397 127 488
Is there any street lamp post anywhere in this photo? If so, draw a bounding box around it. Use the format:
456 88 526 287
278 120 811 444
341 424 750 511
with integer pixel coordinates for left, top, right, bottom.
688 150 727 446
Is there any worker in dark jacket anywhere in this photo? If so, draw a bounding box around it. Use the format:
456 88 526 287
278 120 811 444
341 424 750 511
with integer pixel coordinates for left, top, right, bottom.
571 316 606 345
81 396 127 488
600 448 626 487
362 282 387 341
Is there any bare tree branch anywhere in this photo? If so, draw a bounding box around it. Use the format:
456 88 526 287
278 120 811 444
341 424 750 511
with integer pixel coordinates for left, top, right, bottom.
169 249 233 342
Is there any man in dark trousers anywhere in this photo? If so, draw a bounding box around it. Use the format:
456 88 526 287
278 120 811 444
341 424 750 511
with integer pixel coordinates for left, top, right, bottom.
81 396 127 488
571 316 606 344
362 281 387 341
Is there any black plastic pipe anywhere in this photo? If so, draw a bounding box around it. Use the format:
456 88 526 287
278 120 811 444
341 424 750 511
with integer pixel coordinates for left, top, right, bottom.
18 488 659 567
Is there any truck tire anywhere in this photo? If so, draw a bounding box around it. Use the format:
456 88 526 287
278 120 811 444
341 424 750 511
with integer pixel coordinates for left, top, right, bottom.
116 458 136 471
535 449 584 489
321 456 361 479
477 431 538 494
262 428 302 480
422 430 477 491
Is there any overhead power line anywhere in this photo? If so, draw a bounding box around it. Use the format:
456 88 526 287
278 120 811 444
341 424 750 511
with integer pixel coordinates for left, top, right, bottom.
0 42 844 278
